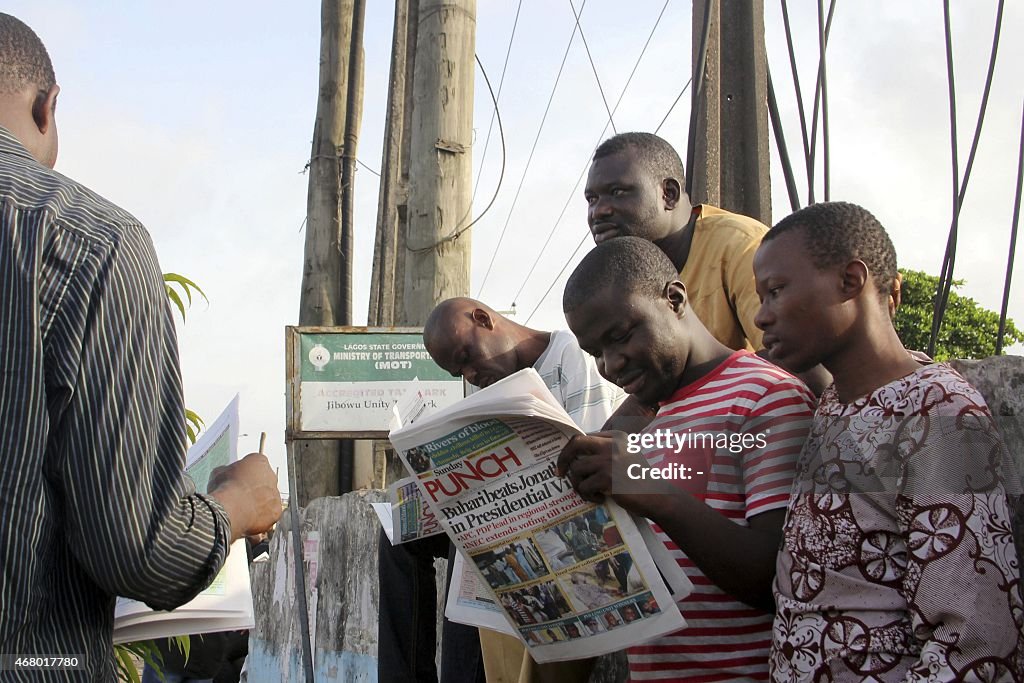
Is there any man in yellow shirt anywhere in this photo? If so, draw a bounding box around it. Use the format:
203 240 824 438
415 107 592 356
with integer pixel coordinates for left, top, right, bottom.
586 132 830 400
585 132 765 352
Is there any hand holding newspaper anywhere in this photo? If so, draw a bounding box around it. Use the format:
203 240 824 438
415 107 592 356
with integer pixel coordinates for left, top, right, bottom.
389 369 690 663
113 396 256 643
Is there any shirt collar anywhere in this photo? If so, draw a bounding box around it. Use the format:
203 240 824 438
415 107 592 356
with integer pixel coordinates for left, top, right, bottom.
0 126 39 162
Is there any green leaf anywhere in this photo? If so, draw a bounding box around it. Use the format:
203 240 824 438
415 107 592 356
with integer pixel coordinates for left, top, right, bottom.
163 272 208 322
185 409 205 445
114 645 142 683
172 634 191 663
166 286 186 321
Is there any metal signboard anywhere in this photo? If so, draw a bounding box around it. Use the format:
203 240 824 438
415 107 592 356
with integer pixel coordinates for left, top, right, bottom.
286 326 465 439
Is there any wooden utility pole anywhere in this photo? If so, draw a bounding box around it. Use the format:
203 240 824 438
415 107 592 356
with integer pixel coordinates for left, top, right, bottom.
296 0 366 506
689 0 772 226
369 0 419 326
399 0 476 326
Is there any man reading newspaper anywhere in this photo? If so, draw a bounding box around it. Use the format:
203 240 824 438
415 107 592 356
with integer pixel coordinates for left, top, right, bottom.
557 237 814 682
389 362 687 669
378 297 622 683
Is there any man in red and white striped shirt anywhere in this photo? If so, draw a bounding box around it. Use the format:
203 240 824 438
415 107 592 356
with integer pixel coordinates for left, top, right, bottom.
558 236 814 681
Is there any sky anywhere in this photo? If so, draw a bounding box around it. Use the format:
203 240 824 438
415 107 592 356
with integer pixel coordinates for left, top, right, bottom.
8 1 1023 491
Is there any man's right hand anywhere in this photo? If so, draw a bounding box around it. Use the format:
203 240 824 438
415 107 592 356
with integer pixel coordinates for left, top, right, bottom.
208 453 283 542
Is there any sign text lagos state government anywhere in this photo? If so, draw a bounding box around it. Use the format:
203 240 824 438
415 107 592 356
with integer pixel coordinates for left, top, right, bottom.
286 327 465 438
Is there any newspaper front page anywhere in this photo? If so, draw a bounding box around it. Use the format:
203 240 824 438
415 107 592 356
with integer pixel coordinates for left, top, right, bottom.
389 369 687 663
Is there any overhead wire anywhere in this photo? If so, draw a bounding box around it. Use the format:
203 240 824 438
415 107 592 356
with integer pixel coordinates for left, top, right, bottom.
525 233 590 324
929 0 960 357
475 0 589 297
511 158 596 310
766 66 801 212
472 0 522 202
568 0 618 135
928 0 1005 356
516 64 683 318
805 0 836 204
780 0 812 198
654 76 693 135
405 53 507 252
816 0 831 200
356 158 381 177
506 0 673 318
996 99 1024 355
779 0 834 204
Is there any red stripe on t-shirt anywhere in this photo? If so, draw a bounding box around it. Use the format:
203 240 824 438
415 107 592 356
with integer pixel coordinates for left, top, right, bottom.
630 352 813 681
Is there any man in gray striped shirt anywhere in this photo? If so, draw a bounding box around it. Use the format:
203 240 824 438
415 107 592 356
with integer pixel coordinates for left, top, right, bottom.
0 14 282 680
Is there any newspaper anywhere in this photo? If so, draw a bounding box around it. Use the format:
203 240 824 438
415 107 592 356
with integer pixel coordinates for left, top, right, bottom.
443 512 694 639
372 475 444 544
113 396 255 643
445 550 517 636
389 369 688 663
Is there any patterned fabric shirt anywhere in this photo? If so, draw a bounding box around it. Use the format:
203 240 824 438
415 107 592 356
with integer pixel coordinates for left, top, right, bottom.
0 127 231 681
629 352 815 682
771 363 1024 682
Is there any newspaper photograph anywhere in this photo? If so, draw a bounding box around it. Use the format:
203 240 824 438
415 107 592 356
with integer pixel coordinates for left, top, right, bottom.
444 550 517 636
372 475 444 544
389 369 688 663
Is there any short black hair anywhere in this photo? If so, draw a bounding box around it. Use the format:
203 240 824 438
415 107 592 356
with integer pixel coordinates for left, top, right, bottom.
766 201 898 301
563 236 678 313
593 132 686 187
0 14 55 95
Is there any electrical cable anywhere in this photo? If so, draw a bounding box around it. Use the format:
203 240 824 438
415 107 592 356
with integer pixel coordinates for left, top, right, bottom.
805 0 836 204
405 53 507 253
996 99 1024 355
780 0 812 199
654 76 693 135
475 0 589 296
472 0 522 201
356 158 381 177
929 0 958 356
767 66 801 212
525 233 590 324
929 0 960 357
508 0 673 310
929 0 1005 355
816 0 831 200
569 0 617 134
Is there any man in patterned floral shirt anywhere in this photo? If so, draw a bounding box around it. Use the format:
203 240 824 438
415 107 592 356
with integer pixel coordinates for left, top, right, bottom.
753 201 1023 681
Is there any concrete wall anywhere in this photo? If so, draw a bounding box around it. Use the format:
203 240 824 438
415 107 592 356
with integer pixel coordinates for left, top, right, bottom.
246 491 385 681
950 356 1024 579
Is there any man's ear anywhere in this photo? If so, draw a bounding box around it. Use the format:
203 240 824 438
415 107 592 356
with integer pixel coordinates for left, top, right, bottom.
888 272 903 319
32 84 59 135
664 280 688 315
840 260 869 301
471 307 494 330
662 178 682 210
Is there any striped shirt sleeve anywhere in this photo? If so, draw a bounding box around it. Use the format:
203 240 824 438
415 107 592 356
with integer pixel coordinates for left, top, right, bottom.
740 372 815 517
52 220 231 609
